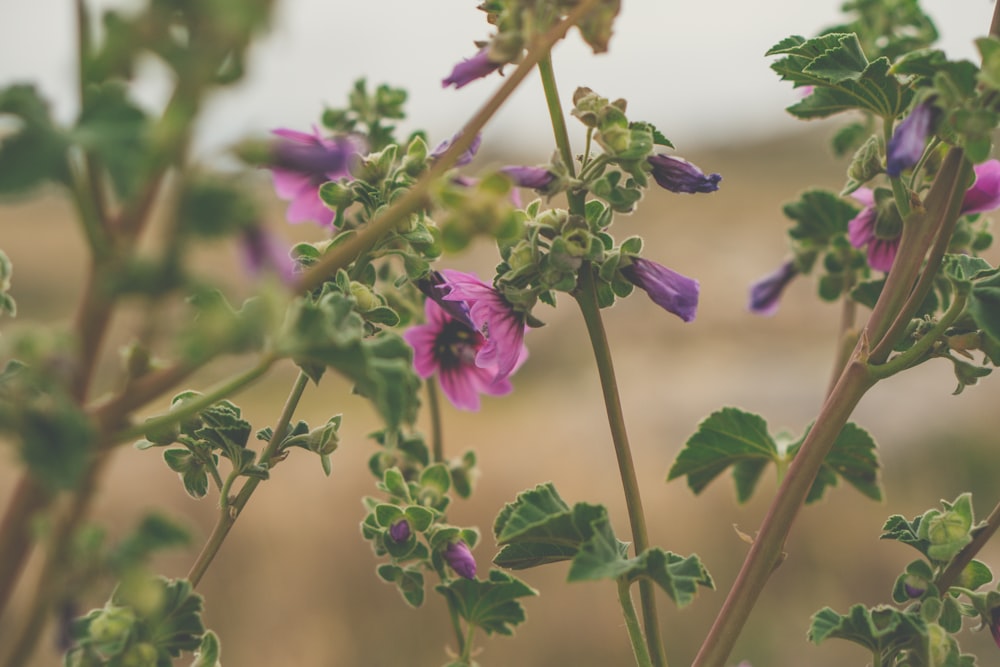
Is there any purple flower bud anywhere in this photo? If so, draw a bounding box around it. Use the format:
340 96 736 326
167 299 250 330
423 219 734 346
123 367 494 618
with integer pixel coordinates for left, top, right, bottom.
960 159 1000 215
647 154 721 194
430 132 482 167
443 540 476 580
388 520 411 543
990 606 1000 649
442 48 502 89
886 101 937 178
499 165 556 190
620 257 699 323
903 581 926 599
748 260 799 316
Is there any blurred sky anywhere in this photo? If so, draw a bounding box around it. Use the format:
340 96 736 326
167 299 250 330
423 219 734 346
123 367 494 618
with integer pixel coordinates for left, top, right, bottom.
0 1 996 159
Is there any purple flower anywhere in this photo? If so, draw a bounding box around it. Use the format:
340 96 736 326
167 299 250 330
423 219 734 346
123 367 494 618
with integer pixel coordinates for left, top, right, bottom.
620 257 699 322
442 48 502 89
430 132 482 167
848 188 899 273
239 225 296 284
443 541 476 580
500 165 556 190
886 101 937 178
403 298 524 411
268 127 363 228
748 260 799 316
438 269 528 379
388 520 411 543
960 159 1000 215
990 606 1000 649
647 154 721 194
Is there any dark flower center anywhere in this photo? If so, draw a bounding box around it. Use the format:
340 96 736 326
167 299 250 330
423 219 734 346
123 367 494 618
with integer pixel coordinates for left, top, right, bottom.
434 319 482 370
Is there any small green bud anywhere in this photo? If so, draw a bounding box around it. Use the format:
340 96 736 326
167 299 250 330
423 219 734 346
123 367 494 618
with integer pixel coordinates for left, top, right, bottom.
844 134 883 193
307 421 340 456
349 282 381 312
88 605 135 652
120 642 159 667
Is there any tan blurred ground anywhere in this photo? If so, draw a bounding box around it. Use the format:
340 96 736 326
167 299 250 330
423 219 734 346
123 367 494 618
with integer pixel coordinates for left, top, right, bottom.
2 128 1000 666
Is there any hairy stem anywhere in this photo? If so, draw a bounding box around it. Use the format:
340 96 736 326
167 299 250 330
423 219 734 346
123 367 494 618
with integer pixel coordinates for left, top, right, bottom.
427 379 445 463
187 370 310 587
574 267 666 667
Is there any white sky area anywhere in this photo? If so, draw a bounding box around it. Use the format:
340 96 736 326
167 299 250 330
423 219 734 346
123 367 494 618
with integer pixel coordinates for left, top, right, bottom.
0 1 996 160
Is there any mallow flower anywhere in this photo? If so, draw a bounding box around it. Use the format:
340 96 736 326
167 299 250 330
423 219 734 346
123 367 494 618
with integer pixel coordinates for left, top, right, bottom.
442 48 502 89
620 257 699 322
430 131 482 167
403 297 524 411
499 165 556 190
748 260 799 316
960 159 1000 215
848 188 900 273
886 101 937 178
268 127 362 227
647 154 721 194
443 541 477 580
439 269 528 379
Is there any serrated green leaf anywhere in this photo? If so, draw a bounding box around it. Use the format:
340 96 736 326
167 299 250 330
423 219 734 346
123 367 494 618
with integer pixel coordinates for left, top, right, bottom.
435 569 537 636
74 82 150 199
376 564 425 607
190 630 221 667
667 407 779 502
789 422 881 504
783 189 860 246
493 483 572 544
567 514 632 582
969 268 1000 343
632 549 714 609
808 603 925 655
0 84 70 194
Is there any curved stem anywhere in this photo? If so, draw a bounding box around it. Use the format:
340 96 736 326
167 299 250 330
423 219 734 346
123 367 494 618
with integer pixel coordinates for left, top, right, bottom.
618 579 654 667
574 266 666 667
867 292 968 380
187 370 310 588
113 354 277 445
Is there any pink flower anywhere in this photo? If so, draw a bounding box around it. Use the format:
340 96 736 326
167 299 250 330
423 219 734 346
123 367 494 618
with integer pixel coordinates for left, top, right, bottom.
438 269 527 379
403 298 524 411
268 127 363 227
848 188 899 273
960 159 1000 215
239 225 296 284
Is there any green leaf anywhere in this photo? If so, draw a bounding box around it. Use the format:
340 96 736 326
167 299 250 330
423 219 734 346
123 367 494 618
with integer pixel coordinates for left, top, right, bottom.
783 189 860 247
73 82 150 199
808 603 925 656
163 449 211 500
0 84 70 194
768 33 910 119
435 569 537 636
968 268 1000 343
190 630 221 667
788 422 882 503
376 564 425 607
955 559 993 592
667 407 779 502
110 513 190 571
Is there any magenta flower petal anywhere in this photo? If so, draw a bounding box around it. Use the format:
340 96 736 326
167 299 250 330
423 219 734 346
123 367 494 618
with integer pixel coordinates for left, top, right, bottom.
267 127 363 228
847 188 898 272
886 101 936 178
442 49 502 89
960 159 1000 215
620 257 699 322
402 298 523 411
647 154 721 194
748 260 799 316
438 269 527 378
443 541 477 579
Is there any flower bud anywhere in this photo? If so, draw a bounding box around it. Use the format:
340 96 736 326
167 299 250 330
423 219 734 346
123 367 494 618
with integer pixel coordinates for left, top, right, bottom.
443 540 476 580
388 520 411 543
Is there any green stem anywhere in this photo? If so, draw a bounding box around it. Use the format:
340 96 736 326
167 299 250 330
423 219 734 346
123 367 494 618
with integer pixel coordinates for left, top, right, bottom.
427 379 445 463
867 292 968 380
538 44 665 666
447 599 467 659
187 370 310 588
692 149 971 667
618 579 654 667
293 0 601 294
574 267 666 667
459 622 477 664
113 354 277 445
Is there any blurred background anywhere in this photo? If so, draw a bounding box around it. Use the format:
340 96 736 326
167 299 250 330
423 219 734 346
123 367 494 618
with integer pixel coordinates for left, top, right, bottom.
3 1 1000 666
